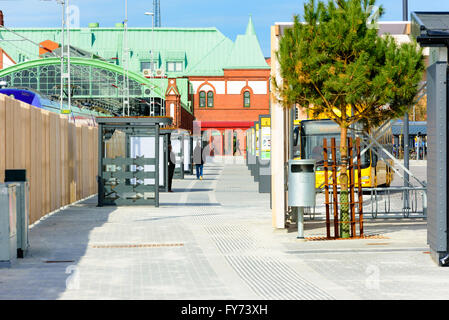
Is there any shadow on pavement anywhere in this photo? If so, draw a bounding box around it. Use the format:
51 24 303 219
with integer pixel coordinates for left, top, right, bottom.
168 188 213 193
0 195 116 300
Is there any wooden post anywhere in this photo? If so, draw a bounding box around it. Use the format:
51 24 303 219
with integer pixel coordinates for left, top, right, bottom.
356 137 364 236
323 138 331 238
348 137 356 237
331 138 339 238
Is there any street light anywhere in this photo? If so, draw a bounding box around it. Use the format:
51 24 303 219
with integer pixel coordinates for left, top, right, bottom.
56 0 65 112
122 0 130 116
145 12 155 116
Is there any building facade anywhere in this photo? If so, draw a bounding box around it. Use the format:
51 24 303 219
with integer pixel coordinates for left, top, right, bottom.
0 16 270 153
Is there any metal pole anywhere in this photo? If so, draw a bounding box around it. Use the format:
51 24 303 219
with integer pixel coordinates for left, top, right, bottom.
152 13 154 116
403 0 408 21
403 0 410 207
297 207 304 239
60 0 64 112
122 0 130 116
67 0 71 112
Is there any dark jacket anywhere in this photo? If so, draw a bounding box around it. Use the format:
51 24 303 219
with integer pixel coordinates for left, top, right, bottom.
168 150 176 167
193 145 204 165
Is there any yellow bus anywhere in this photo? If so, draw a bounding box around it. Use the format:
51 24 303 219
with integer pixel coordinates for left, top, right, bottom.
293 119 394 188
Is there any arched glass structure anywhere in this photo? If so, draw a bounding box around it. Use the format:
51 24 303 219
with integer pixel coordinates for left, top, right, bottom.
0 64 143 98
0 57 165 116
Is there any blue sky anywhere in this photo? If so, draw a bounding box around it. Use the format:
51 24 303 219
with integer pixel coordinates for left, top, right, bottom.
1 0 449 57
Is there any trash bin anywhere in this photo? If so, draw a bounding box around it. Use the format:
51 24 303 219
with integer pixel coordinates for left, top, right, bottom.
5 169 29 258
0 183 18 267
288 159 316 207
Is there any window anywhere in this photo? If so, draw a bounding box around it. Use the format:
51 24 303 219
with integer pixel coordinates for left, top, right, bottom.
140 61 156 72
199 91 206 107
207 91 214 108
244 91 250 107
166 61 183 72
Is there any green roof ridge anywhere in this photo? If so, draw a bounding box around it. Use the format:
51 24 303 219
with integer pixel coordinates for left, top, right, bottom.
245 15 256 36
224 17 269 69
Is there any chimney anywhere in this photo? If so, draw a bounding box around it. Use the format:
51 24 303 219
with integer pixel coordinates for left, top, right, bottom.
0 11 4 26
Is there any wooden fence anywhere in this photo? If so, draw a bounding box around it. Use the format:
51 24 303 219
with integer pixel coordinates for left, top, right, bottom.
0 94 98 224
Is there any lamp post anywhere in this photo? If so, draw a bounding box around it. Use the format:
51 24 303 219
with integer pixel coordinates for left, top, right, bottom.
145 12 155 116
56 0 65 112
122 0 130 116
67 0 71 113
55 0 71 114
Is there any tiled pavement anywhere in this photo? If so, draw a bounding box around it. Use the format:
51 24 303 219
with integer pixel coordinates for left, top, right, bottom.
0 159 449 299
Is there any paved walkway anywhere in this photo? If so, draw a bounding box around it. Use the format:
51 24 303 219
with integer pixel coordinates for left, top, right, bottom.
1 160 448 299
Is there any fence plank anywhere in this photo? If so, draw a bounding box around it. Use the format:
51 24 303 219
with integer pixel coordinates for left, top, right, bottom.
0 96 99 224
0 95 5 183
5 96 14 169
13 101 26 170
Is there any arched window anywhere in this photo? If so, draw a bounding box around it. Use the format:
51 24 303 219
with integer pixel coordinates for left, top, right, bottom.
199 91 206 107
243 91 250 107
207 91 214 107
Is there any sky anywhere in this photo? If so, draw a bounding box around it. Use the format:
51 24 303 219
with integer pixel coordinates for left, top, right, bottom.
1 0 449 57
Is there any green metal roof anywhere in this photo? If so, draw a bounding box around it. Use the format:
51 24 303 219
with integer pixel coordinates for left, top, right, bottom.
0 18 268 77
224 18 270 70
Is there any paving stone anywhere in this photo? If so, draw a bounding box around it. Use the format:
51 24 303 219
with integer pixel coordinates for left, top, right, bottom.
0 162 447 299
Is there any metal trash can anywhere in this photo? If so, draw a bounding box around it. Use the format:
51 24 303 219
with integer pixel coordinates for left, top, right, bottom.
0 183 18 267
5 169 29 258
288 159 316 207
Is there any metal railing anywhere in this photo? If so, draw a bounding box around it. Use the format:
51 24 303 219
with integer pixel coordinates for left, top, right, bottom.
304 186 427 221
363 187 427 219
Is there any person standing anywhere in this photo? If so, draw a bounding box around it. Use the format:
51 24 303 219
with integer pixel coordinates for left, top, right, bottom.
235 138 241 155
168 143 176 192
193 141 204 180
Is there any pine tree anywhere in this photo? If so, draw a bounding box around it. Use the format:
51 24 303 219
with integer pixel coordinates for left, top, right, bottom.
275 0 425 238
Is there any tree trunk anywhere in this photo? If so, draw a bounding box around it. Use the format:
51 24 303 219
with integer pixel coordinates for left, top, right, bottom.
339 125 350 238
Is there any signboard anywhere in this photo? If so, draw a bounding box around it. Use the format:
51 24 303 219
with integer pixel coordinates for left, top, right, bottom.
255 122 260 157
251 127 255 155
261 117 271 160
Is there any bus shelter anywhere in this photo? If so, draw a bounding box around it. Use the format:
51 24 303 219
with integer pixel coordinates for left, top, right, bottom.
247 124 253 173
412 11 449 265
158 129 171 192
161 128 190 180
183 131 193 175
97 117 172 207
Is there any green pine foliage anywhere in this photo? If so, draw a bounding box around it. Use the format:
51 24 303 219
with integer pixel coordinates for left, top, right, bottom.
275 0 425 238
275 0 425 130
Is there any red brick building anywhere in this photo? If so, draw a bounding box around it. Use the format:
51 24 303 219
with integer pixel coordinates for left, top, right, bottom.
187 17 270 155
